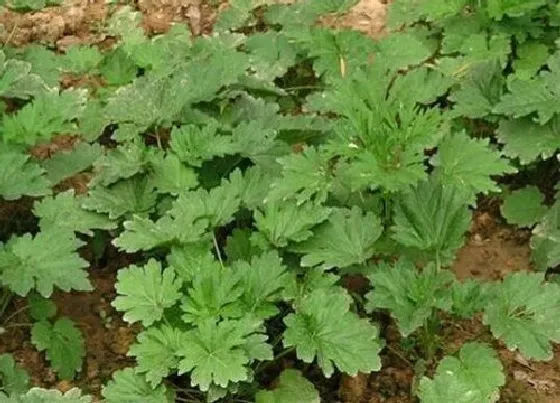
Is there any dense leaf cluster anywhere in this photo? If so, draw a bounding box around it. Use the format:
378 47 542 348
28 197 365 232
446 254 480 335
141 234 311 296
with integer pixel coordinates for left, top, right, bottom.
0 0 559 402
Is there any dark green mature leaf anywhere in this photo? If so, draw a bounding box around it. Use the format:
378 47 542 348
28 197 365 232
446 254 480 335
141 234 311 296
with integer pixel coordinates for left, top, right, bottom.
431 133 517 198
27 294 57 321
2 89 87 145
34 190 116 235
283 288 381 378
496 118 560 164
376 32 434 70
180 264 243 325
366 259 454 336
494 53 560 124
0 230 90 297
91 142 151 186
0 148 51 200
254 201 331 248
0 353 29 396
391 178 471 263
483 272 560 360
128 325 183 387
255 369 320 403
169 123 235 167
501 186 548 228
232 251 290 319
102 368 173 403
417 342 505 403
177 318 271 391
82 176 157 220
112 259 182 326
530 201 560 271
292 207 382 269
41 143 102 185
31 318 85 379
388 0 467 27
266 146 334 205
450 280 490 319
487 0 546 20
149 153 198 195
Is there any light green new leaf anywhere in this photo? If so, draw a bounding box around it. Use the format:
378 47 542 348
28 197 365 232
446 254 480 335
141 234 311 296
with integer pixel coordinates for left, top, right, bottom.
170 123 235 167
31 318 85 380
530 201 560 271
180 265 243 324
254 201 331 248
178 318 270 391
450 280 490 319
283 288 381 378
255 369 320 403
0 230 90 297
112 259 182 326
483 272 560 361
496 118 559 164
102 368 173 403
387 0 467 27
501 186 548 228
82 176 157 220
417 342 505 403
232 251 290 319
431 133 517 197
34 190 116 236
149 153 198 195
391 177 471 263
2 89 87 145
366 259 454 336
0 148 50 200
0 353 29 396
14 387 92 402
292 207 382 270
128 325 183 387
266 146 334 205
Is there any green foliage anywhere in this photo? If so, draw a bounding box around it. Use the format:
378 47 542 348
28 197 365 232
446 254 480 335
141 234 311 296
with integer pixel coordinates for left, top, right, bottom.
112 259 182 326
500 186 548 228
283 288 382 378
366 259 454 336
31 318 85 379
483 272 560 360
390 178 471 263
292 207 382 269
417 342 505 403
0 148 51 200
101 368 173 403
255 369 320 403
3 0 560 400
0 230 91 297
0 354 29 396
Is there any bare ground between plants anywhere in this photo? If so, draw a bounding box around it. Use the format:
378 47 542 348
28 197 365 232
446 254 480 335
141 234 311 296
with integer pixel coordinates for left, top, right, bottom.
0 1 559 402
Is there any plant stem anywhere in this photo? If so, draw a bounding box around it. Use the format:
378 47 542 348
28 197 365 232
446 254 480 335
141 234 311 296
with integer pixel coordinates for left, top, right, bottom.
213 232 224 268
0 290 12 319
2 304 29 326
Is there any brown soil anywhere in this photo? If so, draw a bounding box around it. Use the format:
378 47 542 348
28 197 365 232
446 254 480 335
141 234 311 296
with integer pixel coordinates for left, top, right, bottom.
0 249 139 400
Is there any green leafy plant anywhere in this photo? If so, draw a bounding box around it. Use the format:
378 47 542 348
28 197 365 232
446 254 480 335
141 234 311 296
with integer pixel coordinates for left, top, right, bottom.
0 0 559 401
